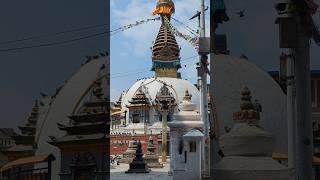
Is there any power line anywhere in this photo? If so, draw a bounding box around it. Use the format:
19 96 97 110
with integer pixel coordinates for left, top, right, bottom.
0 23 109 46
111 70 150 78
0 31 108 52
110 55 198 79
0 17 159 52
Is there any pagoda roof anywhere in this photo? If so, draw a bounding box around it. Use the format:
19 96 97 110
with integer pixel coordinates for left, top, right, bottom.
57 122 108 135
18 126 36 134
68 113 109 123
0 128 17 138
49 133 109 145
12 135 35 146
128 88 150 106
5 144 34 152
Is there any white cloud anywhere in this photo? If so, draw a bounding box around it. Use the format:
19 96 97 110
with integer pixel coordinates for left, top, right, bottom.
111 0 159 57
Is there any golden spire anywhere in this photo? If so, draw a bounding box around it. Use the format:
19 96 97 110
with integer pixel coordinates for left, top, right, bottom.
151 0 181 78
153 0 175 16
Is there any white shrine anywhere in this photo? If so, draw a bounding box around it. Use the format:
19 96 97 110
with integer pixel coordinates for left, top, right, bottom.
168 90 204 180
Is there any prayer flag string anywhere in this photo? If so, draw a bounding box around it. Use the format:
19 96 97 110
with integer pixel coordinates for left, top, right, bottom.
111 17 161 35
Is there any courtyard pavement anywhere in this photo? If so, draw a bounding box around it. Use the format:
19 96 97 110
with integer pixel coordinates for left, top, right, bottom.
110 162 172 180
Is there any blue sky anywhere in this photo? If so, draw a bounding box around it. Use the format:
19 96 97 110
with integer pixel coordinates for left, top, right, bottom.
110 0 210 101
110 0 320 102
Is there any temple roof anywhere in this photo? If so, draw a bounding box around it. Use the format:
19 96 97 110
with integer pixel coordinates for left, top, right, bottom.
19 100 39 136
0 128 17 138
52 78 109 139
128 88 150 106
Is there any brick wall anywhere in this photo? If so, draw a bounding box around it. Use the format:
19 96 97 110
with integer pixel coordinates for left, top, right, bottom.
110 135 159 155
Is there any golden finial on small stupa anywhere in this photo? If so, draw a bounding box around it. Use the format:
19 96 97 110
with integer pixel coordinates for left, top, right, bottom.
183 89 192 101
152 0 175 16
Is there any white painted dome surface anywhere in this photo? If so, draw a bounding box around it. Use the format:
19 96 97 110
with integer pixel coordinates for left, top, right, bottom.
121 77 200 111
35 58 106 178
213 55 287 153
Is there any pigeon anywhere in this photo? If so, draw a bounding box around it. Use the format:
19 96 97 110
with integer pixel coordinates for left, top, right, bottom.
235 9 245 18
86 56 92 61
224 126 231 133
39 101 45 106
40 92 48 98
274 3 287 14
240 54 248 59
190 11 201 20
253 99 262 112
49 136 57 141
218 149 225 158
100 64 106 70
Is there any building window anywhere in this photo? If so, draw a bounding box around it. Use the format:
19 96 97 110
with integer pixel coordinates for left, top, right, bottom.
312 80 317 108
189 141 196 152
132 114 140 123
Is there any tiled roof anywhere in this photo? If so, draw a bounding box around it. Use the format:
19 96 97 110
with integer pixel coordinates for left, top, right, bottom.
0 128 17 138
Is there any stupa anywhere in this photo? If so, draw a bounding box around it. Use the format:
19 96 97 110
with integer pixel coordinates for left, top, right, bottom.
213 87 291 180
168 90 204 180
121 139 137 163
144 136 163 168
125 141 150 173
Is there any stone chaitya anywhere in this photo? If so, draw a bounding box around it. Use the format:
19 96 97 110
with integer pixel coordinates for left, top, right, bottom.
49 79 109 180
213 87 291 180
121 139 137 163
125 140 150 173
144 136 163 168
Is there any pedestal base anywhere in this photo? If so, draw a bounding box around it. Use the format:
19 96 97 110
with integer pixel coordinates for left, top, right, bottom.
125 160 150 173
144 154 163 168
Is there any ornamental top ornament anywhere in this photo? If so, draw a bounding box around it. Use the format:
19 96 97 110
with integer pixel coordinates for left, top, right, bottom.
154 83 176 112
153 0 175 16
151 0 180 77
233 87 260 125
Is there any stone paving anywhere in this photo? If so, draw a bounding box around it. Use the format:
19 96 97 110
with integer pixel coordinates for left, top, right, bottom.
110 162 172 180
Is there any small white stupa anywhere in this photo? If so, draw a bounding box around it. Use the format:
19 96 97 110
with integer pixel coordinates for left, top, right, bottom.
168 90 204 180
213 87 291 180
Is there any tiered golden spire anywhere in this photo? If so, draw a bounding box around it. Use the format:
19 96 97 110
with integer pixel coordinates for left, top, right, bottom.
151 0 181 78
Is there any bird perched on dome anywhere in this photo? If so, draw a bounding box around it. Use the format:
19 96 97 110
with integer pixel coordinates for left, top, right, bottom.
153 0 175 16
